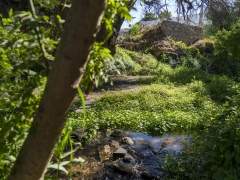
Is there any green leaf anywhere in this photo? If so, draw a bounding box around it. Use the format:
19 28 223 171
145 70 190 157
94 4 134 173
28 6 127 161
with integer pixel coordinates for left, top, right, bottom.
225 150 234 160
72 157 85 163
8 155 16 162
61 147 78 159
9 9 13 18
48 162 69 174
213 168 224 179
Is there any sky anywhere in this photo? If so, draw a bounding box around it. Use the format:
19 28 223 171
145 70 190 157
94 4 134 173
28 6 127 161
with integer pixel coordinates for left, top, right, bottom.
121 1 178 29
121 3 144 29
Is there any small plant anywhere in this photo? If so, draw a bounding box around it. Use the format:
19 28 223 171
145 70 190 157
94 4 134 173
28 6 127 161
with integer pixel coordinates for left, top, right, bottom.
48 126 84 179
143 46 154 54
130 24 141 36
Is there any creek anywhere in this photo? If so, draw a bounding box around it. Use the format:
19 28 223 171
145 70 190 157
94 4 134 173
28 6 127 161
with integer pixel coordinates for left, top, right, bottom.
58 129 187 180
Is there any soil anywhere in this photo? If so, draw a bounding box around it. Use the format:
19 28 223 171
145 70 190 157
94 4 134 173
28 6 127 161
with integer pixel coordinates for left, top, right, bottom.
85 75 152 100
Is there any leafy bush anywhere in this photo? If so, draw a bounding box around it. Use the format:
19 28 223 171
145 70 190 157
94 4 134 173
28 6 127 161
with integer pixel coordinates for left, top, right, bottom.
130 24 141 36
171 40 188 52
114 47 161 75
164 99 240 180
114 48 141 74
211 20 240 78
179 56 201 69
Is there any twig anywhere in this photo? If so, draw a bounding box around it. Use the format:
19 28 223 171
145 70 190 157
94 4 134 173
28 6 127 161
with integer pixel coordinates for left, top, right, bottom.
29 0 51 74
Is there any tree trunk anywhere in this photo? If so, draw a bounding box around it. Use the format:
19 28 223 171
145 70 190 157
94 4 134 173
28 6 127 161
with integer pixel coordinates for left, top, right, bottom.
8 0 107 179
96 15 125 56
106 15 125 55
199 0 204 26
97 0 137 55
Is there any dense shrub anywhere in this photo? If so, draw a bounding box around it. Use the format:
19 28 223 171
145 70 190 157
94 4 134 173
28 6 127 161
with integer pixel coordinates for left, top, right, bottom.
114 48 141 74
164 97 240 180
211 20 240 78
113 47 160 75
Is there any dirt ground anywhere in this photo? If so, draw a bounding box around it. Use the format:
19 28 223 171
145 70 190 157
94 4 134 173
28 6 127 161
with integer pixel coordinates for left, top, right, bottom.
84 75 154 102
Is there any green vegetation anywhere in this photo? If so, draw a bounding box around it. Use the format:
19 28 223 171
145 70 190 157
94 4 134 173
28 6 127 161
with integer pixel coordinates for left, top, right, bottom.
130 23 141 36
141 12 158 21
113 47 159 75
69 54 240 179
1 0 240 179
0 0 131 178
158 10 172 21
66 20 240 178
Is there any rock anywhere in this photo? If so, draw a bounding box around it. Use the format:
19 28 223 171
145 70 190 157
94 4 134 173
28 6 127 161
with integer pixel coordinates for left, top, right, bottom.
126 147 136 155
113 148 127 159
111 140 120 150
70 104 78 111
111 129 123 138
75 109 83 113
123 153 134 163
113 161 134 174
141 168 163 180
192 39 214 54
121 137 134 145
98 145 111 161
153 40 187 59
71 128 88 141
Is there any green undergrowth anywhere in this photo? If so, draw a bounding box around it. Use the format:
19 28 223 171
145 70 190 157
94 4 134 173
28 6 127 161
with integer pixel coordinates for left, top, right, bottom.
68 63 240 179
72 83 221 136
113 47 160 75
69 65 239 137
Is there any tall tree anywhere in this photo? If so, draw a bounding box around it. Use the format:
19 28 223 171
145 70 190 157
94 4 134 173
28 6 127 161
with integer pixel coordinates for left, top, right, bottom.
206 0 235 30
8 0 107 179
141 12 158 20
158 10 172 20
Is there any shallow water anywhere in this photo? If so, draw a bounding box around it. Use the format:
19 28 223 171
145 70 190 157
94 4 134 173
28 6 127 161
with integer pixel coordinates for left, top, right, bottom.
57 130 187 180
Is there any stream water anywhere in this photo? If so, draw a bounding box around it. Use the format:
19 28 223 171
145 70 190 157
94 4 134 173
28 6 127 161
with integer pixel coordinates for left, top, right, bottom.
58 130 187 180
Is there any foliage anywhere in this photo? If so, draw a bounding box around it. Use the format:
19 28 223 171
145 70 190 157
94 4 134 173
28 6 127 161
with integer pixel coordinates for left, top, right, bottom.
103 0 132 40
2 0 240 179
141 12 158 21
158 10 172 21
70 64 240 138
68 60 240 179
130 23 141 36
0 10 54 178
205 0 240 35
214 21 240 61
47 126 83 179
211 20 240 78
0 0 133 178
171 40 201 58
203 23 221 36
179 55 201 69
82 42 115 93
164 92 240 180
113 47 162 75
113 47 141 74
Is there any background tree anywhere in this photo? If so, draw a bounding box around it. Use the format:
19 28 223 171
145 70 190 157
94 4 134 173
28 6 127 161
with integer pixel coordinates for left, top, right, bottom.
158 10 172 20
205 0 240 33
141 12 158 20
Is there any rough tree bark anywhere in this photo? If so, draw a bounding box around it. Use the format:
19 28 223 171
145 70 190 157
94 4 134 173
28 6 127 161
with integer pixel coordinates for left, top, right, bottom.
8 0 107 179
